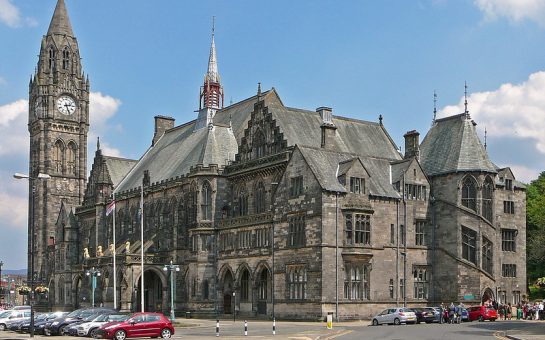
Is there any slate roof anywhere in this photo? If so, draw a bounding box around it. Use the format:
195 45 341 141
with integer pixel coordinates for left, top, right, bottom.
103 156 138 188
391 159 411 183
298 146 400 198
115 88 402 193
420 113 497 176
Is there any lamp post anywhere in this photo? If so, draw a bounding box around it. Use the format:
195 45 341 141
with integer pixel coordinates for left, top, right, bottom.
232 291 236 322
86 267 101 307
0 260 3 305
162 260 180 321
7 278 14 307
13 172 50 338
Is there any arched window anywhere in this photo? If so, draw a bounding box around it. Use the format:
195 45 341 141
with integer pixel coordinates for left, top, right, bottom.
258 269 269 300
240 269 250 301
201 181 212 220
461 176 477 211
482 177 494 222
53 140 65 173
255 181 266 214
254 129 266 159
237 185 248 216
62 47 70 70
48 48 56 70
66 142 77 175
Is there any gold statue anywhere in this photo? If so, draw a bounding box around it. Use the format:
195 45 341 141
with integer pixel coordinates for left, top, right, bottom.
97 245 103 257
83 247 90 259
125 241 131 253
109 243 115 253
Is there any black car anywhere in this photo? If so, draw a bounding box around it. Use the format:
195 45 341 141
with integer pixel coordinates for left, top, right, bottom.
411 307 436 324
21 312 67 334
44 307 114 336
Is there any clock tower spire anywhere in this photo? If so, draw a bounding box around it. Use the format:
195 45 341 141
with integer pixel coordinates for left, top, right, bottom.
28 0 89 283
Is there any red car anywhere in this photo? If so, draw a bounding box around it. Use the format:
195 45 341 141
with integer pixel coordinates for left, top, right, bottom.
96 312 174 339
467 305 498 321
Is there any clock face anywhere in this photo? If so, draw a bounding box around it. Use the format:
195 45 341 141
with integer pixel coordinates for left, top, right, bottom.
56 96 76 115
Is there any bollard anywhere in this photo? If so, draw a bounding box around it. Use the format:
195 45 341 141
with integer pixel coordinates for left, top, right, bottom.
216 319 219 337
244 320 248 336
273 318 276 335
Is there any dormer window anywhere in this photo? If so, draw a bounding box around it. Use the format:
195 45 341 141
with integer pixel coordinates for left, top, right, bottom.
349 177 365 194
505 179 513 191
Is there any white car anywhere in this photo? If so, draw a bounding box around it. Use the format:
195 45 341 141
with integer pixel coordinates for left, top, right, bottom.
77 313 129 337
0 310 32 331
372 307 417 325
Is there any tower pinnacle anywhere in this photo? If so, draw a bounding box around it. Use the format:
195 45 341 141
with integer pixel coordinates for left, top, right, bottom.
47 0 74 37
199 18 224 111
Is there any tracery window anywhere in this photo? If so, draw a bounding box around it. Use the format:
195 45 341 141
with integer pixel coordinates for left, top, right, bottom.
287 266 306 300
482 177 494 221
345 213 371 245
254 129 266 159
201 181 212 220
255 181 266 214
49 48 56 70
482 237 493 274
462 226 477 264
343 263 370 300
66 141 77 175
53 140 65 173
461 176 477 211
62 47 70 70
236 185 248 216
413 266 430 299
258 270 269 300
288 214 305 247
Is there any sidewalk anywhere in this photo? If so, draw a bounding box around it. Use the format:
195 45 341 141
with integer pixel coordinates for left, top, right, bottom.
501 320 545 340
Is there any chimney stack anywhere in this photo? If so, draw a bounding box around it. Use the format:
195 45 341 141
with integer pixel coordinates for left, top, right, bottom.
153 115 175 146
403 130 420 160
317 107 336 149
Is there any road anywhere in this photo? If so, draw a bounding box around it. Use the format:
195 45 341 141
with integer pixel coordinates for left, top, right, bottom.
1 319 544 340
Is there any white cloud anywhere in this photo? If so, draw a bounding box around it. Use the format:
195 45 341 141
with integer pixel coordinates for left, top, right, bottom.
0 76 6 86
0 0 21 27
88 92 123 158
438 71 545 183
0 99 28 156
474 0 545 25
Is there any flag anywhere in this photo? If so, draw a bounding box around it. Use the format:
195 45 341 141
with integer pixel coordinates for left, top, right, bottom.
106 200 116 216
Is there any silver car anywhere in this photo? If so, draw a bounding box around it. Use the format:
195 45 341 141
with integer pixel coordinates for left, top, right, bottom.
372 307 417 325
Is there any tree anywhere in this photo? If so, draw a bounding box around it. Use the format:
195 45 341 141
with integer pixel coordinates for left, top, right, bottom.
526 171 545 281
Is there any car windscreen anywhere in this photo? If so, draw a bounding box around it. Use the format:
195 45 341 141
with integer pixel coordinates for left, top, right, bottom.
109 314 129 322
66 309 85 318
0 311 12 318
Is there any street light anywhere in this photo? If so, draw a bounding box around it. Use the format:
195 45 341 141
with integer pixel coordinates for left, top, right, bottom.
86 267 101 307
232 291 236 322
13 172 50 338
162 260 180 321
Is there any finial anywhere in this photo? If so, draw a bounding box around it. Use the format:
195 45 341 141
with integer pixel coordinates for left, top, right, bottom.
257 82 262 98
464 81 469 115
379 114 383 126
484 127 487 150
97 137 101 150
432 90 438 125
212 16 215 36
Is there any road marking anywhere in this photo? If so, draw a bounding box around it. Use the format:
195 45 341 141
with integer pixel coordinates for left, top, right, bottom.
493 330 510 340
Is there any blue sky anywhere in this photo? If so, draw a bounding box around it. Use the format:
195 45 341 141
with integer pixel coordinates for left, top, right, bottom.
1 0 545 270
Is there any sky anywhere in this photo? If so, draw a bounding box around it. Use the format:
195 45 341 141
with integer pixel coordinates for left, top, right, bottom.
1 0 545 270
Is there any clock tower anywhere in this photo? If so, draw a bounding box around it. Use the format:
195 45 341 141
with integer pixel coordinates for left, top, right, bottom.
28 0 89 282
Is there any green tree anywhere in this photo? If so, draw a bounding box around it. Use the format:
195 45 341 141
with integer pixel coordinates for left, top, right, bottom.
527 171 545 281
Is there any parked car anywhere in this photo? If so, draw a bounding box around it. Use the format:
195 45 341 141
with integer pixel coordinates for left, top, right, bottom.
95 312 174 339
7 317 30 331
29 312 68 335
412 307 436 323
12 305 31 310
371 307 417 326
0 310 31 331
63 312 103 336
44 307 114 335
429 307 444 323
467 305 498 322
78 313 129 337
461 307 469 322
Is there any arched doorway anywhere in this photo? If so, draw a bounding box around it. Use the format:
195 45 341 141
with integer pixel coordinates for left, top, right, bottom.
223 270 234 314
482 288 495 305
135 270 165 312
256 267 271 315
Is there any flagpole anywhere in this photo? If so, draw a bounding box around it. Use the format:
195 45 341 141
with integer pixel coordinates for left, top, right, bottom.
112 193 117 310
140 184 145 312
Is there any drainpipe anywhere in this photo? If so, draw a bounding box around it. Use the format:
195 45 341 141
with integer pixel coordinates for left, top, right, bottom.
335 191 339 322
396 200 399 306
403 171 407 307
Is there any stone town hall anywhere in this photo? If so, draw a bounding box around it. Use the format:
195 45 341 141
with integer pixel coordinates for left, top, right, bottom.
27 0 526 319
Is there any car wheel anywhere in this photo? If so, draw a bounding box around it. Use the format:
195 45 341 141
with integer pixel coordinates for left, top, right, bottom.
90 328 99 338
59 325 66 335
478 315 484 322
161 328 172 339
491 318 496 322
394 318 401 325
372 319 379 326
0 324 5 331
115 329 127 340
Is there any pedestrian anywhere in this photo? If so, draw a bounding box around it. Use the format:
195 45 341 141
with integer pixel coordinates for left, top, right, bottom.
507 303 512 320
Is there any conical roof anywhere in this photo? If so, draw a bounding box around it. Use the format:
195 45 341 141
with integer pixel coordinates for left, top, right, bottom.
47 0 74 36
420 113 497 176
206 33 220 83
